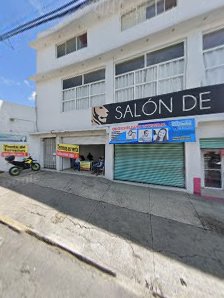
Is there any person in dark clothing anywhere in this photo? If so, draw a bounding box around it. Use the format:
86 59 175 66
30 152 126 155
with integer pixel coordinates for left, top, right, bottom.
87 152 93 161
91 157 104 175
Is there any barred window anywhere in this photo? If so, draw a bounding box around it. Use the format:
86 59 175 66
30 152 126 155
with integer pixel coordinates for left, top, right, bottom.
62 69 106 112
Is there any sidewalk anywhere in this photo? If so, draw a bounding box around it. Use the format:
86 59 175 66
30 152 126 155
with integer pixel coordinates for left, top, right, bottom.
0 171 224 297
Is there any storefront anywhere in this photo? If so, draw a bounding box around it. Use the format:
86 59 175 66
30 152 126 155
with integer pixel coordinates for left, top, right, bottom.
59 134 106 171
114 143 185 188
200 138 224 190
110 119 195 188
92 84 224 192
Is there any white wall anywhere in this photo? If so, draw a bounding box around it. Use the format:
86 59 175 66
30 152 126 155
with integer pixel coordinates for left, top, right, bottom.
0 100 36 133
35 0 224 75
0 101 36 171
36 18 224 133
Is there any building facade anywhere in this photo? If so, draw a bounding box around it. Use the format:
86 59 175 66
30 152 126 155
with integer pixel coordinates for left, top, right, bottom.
30 0 224 195
0 100 36 171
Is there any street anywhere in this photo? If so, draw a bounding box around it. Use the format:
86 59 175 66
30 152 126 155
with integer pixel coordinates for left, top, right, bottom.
0 223 139 298
0 170 224 298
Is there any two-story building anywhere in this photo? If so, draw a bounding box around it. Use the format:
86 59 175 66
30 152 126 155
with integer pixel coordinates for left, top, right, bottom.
30 0 224 196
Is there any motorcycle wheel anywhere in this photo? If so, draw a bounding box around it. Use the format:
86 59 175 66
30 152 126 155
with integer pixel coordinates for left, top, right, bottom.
31 163 41 171
9 167 21 176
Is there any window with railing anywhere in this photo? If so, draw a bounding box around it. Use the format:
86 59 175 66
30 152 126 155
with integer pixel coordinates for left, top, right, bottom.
121 0 177 31
115 42 185 103
57 33 87 58
203 28 224 86
62 69 106 112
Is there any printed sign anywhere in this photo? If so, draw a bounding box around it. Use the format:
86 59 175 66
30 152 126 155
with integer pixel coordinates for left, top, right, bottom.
1 144 28 157
109 119 196 144
80 161 92 171
56 144 79 159
0 133 27 142
92 84 224 125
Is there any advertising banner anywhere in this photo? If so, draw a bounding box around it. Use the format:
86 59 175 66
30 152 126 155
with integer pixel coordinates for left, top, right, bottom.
56 144 79 159
1 144 28 157
92 84 224 126
109 119 196 144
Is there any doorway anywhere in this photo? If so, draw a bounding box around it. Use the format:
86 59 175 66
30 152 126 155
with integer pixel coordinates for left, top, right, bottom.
43 138 56 169
203 151 223 189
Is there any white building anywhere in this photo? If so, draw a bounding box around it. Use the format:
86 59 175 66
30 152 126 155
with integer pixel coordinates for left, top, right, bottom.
0 100 36 171
30 0 224 195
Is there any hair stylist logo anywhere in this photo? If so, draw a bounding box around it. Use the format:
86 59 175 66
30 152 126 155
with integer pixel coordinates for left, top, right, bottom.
92 106 109 125
91 84 224 125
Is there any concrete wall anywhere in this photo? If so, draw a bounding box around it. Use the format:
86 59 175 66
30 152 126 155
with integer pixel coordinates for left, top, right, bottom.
0 101 36 171
35 8 224 132
34 0 224 74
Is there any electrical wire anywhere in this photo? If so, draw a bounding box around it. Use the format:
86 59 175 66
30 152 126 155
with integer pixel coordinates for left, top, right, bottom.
0 0 95 42
0 0 63 33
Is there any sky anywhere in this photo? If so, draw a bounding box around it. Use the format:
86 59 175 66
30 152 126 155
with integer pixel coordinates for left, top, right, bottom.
0 0 70 107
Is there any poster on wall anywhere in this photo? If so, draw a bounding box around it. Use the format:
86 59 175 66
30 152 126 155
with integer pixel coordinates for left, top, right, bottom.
0 133 27 142
1 144 28 157
109 119 196 144
56 144 79 159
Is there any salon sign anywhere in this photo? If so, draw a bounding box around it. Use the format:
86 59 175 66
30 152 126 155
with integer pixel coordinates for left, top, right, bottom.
109 119 196 144
92 84 224 126
56 144 79 159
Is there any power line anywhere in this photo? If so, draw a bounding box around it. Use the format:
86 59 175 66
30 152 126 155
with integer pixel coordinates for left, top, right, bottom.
0 0 63 33
0 0 95 42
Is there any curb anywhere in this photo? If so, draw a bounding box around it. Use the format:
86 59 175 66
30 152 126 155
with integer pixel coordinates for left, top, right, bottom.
0 214 116 278
0 215 27 233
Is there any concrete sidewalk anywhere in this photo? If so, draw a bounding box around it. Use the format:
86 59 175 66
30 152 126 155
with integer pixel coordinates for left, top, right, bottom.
0 171 224 297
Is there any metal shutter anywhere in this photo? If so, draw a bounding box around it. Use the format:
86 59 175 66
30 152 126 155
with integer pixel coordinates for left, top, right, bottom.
200 138 224 149
114 143 185 188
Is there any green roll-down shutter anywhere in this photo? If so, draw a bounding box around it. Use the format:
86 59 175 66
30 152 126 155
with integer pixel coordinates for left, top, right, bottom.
114 143 185 188
200 138 224 149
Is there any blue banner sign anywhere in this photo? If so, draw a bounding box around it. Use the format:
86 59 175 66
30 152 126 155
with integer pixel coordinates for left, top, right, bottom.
109 118 196 144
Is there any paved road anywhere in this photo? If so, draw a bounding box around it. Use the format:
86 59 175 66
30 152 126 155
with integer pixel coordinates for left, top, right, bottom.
0 171 224 297
0 224 140 298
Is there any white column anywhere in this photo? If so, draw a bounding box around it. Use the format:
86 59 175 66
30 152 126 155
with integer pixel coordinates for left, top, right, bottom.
105 134 114 180
185 141 201 194
186 30 205 89
104 60 114 180
56 136 63 171
184 31 205 193
105 60 114 104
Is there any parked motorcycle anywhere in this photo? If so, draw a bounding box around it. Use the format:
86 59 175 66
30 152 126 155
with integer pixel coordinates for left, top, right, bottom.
5 155 41 176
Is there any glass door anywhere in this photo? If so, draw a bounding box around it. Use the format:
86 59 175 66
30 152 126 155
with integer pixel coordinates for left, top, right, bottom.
204 151 222 188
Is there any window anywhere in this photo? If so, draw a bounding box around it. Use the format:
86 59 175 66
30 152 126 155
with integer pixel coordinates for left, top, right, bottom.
115 42 185 103
57 32 87 58
62 69 106 112
203 28 224 86
77 33 88 50
115 56 145 75
121 0 177 31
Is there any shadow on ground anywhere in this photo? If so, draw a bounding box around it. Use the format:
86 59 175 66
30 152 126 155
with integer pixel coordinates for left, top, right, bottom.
0 171 224 280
